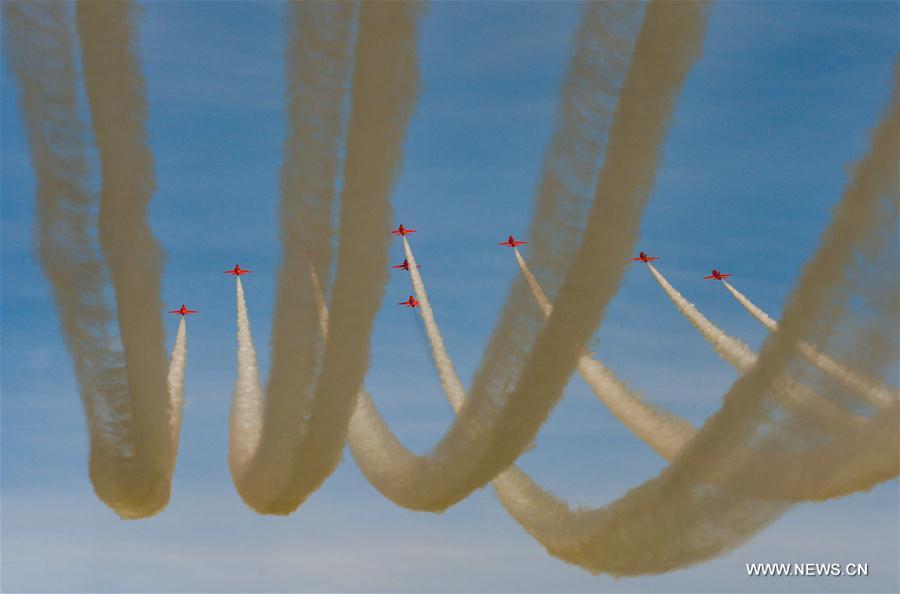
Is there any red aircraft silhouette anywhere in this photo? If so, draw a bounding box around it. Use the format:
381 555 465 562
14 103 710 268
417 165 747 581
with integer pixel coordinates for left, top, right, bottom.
392 258 421 271
398 295 420 308
168 304 198 316
704 269 733 281
498 235 527 248
391 224 416 236
224 264 252 276
632 251 659 263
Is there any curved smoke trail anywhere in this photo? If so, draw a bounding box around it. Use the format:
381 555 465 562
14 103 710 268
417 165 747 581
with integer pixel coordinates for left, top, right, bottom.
75 1 173 517
490 79 900 575
354 218 892 575
722 280 898 408
352 219 777 570
5 1 183 518
343 1 712 513
231 2 424 514
228 2 355 512
166 317 187 467
646 263 864 429
347 0 643 503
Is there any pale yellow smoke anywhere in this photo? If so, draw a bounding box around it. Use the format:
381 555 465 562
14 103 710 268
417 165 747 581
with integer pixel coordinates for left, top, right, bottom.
722 280 898 408
490 78 899 576
227 2 356 513
3 1 132 504
350 6 896 574
345 1 712 512
6 1 182 518
236 2 424 514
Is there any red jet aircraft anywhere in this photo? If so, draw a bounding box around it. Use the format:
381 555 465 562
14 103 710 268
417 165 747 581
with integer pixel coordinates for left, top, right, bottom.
224 264 252 276
632 251 659 263
392 258 421 271
498 235 527 248
704 269 733 281
168 304 198 316
391 224 416 236
398 295 420 308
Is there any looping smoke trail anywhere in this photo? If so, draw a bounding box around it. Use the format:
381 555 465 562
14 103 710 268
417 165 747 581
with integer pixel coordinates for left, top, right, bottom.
490 79 900 576
350 1 713 513
236 1 423 514
722 280 898 408
228 1 356 512
3 0 134 511
343 2 710 515
351 219 781 571
646 263 864 429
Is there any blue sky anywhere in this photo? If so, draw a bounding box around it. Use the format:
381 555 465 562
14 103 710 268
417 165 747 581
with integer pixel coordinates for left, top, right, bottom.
2 1 898 592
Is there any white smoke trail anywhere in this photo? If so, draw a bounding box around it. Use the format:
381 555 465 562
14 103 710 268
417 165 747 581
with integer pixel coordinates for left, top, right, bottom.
403 238 468 409
647 263 860 428
166 317 187 465
647 264 755 366
514 249 693 458
229 278 265 476
722 280 898 408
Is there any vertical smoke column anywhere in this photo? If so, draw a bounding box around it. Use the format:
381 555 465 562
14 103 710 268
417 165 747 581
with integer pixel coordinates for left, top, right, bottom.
166 317 187 468
230 278 264 477
76 1 173 516
230 2 355 510
3 2 135 514
722 280 897 407
248 2 423 513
